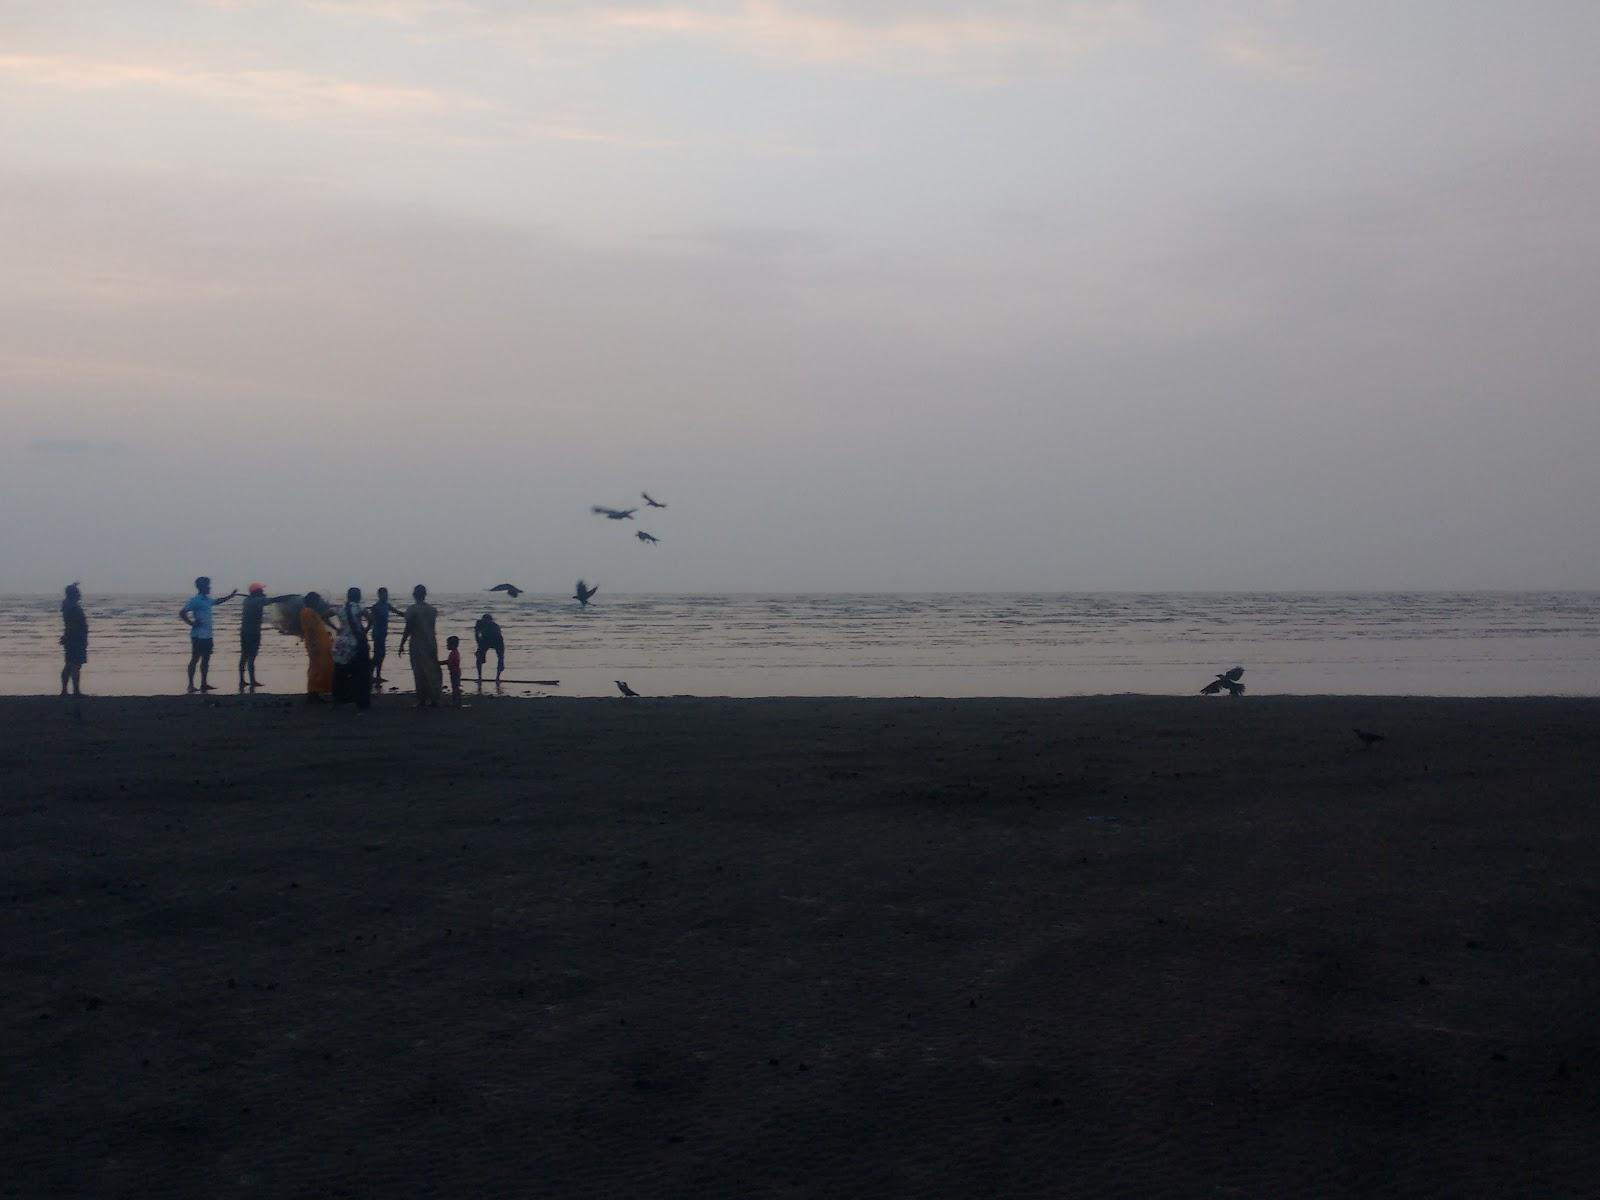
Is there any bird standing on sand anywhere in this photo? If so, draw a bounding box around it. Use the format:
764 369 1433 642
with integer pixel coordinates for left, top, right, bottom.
1200 667 1246 696
591 506 637 520
642 492 667 509
1354 728 1386 747
616 680 640 698
573 580 599 607
636 531 659 545
488 583 525 598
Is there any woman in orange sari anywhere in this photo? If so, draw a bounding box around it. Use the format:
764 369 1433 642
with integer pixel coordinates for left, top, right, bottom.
299 592 334 700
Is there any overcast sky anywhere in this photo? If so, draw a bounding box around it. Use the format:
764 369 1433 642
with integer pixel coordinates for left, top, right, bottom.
3 1 1597 593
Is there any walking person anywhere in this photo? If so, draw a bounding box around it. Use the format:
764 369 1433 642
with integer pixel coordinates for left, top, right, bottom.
474 611 505 685
180 576 239 693
368 586 400 686
299 592 334 702
59 582 87 696
332 587 372 710
396 584 442 708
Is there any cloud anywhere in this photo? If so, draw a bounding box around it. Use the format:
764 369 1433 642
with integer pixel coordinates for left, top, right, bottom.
295 0 1150 74
0 51 489 120
601 1 1147 68
0 47 677 145
1213 26 1318 79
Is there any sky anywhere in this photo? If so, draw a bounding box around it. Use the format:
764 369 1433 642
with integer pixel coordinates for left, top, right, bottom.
2 0 1598 593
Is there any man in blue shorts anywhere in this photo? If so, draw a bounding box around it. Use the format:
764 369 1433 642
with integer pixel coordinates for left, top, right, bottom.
180 576 239 693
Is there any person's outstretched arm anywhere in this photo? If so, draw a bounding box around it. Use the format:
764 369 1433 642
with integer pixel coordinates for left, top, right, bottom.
213 589 241 605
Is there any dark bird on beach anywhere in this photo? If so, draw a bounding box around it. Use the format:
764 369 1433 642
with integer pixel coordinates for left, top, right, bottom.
1200 666 1246 696
1354 728 1386 747
616 680 640 698
636 531 659 544
591 505 637 520
573 580 599 607
488 583 525 598
642 492 667 508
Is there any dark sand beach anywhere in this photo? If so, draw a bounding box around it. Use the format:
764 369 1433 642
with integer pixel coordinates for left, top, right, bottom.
6 694 1600 1197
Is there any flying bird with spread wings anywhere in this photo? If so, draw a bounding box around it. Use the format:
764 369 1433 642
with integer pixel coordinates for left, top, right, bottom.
573 580 599 607
641 492 667 509
591 505 637 521
636 531 659 544
488 583 524 598
1200 667 1246 696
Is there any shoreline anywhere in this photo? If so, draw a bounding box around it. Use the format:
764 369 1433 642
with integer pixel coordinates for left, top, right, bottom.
8 694 1600 1196
15 691 1600 700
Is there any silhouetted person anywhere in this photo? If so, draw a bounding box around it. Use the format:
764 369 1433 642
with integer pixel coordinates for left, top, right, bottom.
332 586 372 710
59 582 87 697
238 583 272 688
474 612 505 684
180 576 238 693
300 592 334 702
368 587 400 685
396 584 442 708
444 635 463 705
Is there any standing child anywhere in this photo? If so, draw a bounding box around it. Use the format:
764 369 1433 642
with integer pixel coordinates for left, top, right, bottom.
443 635 463 706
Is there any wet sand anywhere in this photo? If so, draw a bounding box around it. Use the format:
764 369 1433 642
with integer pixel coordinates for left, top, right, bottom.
6 694 1600 1197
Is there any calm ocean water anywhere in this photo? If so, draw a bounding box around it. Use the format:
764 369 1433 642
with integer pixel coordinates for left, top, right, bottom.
4 592 1599 698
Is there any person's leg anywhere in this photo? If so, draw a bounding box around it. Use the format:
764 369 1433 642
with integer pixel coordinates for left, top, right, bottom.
495 645 504 683
411 652 428 707
475 646 485 683
187 641 200 691
69 664 82 695
247 644 261 686
60 660 70 696
199 640 214 689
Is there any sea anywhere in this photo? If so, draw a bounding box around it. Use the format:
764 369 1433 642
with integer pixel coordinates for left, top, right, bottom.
4 592 1599 698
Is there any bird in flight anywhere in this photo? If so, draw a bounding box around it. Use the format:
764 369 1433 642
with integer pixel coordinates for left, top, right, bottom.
616 680 640 698
487 583 524 598
591 505 637 520
641 492 667 509
636 531 659 545
573 580 599 607
1200 667 1246 696
1354 728 1386 747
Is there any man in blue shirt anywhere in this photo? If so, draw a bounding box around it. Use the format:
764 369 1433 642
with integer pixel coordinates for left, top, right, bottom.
179 576 239 693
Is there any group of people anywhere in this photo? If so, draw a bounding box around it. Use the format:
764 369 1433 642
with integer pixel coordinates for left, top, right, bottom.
59 579 512 709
